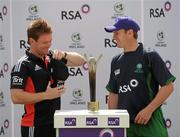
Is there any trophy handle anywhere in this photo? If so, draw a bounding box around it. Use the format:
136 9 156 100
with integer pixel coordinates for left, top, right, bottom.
84 54 103 67
84 54 88 62
96 54 103 66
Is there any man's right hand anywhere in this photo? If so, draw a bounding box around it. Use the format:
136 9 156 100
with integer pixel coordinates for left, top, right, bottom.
43 82 65 100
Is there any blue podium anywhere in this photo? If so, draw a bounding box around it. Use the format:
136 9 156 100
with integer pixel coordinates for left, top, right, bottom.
54 109 129 137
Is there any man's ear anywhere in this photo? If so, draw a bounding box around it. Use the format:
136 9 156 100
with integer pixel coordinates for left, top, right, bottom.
127 29 134 36
29 38 35 45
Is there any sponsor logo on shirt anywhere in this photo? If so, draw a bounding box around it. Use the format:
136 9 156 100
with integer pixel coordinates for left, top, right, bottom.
118 79 138 93
34 65 42 71
114 69 120 75
12 76 23 85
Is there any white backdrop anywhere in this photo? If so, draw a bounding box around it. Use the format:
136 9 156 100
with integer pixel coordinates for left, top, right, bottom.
0 0 179 137
0 0 12 137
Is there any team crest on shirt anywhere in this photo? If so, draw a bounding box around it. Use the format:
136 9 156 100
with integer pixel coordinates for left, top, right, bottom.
114 69 120 76
134 63 143 73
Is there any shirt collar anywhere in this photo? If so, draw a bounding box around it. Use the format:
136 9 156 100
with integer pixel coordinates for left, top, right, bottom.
124 42 143 55
25 50 45 62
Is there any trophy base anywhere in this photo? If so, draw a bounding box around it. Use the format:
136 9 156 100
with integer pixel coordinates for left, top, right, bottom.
88 101 99 112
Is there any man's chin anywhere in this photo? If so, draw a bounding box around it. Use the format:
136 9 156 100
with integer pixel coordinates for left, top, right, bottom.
43 50 49 55
39 52 48 57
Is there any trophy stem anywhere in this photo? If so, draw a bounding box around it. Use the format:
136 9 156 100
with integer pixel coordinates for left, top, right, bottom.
89 71 96 102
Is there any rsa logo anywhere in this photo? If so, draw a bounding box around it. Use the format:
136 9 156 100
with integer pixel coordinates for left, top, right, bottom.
0 63 8 79
150 1 171 18
19 40 29 50
69 67 83 76
61 11 82 20
0 6 7 21
104 39 117 48
0 119 9 135
150 8 165 18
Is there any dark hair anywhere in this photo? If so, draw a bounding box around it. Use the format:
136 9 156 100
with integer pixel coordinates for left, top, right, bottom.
133 30 138 39
27 19 52 45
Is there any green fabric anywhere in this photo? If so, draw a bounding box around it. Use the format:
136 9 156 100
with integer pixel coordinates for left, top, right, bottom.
127 108 168 137
166 76 176 85
146 72 154 100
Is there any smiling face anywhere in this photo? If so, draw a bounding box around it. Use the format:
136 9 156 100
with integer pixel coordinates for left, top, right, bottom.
29 33 52 57
27 19 52 58
113 29 127 48
113 29 135 49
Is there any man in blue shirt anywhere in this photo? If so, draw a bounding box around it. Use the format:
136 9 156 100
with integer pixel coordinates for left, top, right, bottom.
105 16 176 137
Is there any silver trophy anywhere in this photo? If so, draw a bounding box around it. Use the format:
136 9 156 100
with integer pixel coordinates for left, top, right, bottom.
84 54 102 111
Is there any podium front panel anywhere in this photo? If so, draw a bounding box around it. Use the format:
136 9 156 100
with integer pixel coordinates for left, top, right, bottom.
58 128 124 137
54 110 129 137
